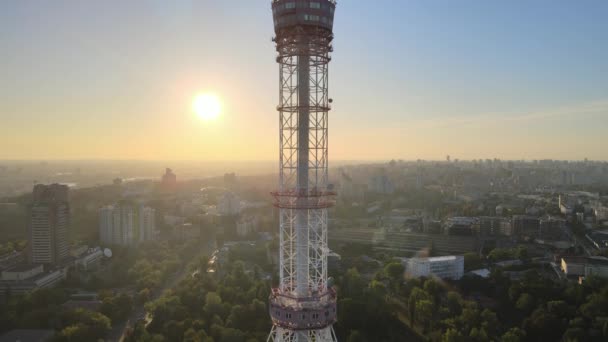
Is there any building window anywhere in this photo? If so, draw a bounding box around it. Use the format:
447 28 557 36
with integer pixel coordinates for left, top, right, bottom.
304 14 319 22
285 2 296 9
310 2 321 9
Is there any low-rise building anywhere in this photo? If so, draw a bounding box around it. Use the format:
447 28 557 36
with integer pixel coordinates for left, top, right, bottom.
478 216 510 236
512 215 540 238
561 256 608 279
0 251 26 272
404 255 464 280
445 217 477 236
586 231 608 251
423 219 442 234
539 216 566 240
0 264 67 295
1 264 44 281
75 248 103 272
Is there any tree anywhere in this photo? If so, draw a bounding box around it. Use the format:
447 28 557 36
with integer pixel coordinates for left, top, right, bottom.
515 293 535 314
56 309 111 342
341 268 365 298
203 292 224 318
408 287 431 324
442 328 464 342
501 327 525 342
464 252 483 271
423 278 444 303
446 291 463 316
56 324 90 342
522 308 564 342
347 330 366 342
415 299 433 332
562 327 587 342
384 262 405 283
469 327 488 341
219 327 246 342
480 309 498 338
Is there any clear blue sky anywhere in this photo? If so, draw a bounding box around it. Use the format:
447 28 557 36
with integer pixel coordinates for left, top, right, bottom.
1 1 607 160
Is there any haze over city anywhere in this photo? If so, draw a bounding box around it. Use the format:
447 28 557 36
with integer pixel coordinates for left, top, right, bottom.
2 1 608 342
1 1 607 161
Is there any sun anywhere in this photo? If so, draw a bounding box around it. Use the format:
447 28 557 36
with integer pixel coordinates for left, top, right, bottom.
192 93 221 121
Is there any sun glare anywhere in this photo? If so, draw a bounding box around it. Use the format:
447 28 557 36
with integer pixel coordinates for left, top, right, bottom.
193 93 221 121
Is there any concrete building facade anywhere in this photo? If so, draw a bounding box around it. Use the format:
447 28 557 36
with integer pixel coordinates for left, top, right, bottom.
405 255 465 280
27 184 70 266
100 203 155 246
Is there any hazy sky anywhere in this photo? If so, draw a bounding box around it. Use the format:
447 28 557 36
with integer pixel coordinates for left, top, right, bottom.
1 1 607 161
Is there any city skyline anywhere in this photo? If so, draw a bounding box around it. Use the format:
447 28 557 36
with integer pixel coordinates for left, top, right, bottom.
1 0 607 161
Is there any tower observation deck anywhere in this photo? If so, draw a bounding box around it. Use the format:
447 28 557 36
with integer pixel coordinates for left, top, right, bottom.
268 1 338 342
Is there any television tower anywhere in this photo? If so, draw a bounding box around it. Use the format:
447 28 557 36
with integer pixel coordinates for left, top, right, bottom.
268 1 338 341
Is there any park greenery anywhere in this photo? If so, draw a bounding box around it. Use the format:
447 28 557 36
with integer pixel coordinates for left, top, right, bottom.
0 239 203 340
2 238 608 341
0 240 26 256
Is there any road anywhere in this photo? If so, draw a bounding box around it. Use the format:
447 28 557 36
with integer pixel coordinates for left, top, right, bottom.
107 242 214 342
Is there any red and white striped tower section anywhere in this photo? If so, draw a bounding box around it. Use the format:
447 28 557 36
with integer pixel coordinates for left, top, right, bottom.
268 1 338 342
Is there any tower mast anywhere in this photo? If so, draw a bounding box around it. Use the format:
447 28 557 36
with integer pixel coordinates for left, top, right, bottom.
268 1 338 341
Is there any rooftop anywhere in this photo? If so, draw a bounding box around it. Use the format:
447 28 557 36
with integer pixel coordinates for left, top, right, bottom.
562 256 608 266
5 263 42 273
409 255 462 262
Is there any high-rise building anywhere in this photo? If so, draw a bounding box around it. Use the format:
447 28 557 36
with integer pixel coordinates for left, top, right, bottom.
269 1 338 341
27 184 70 266
99 203 134 246
139 205 156 242
100 203 155 246
99 206 113 245
161 168 177 192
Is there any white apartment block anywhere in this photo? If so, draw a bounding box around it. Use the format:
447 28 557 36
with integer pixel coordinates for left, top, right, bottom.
405 255 465 280
99 204 134 246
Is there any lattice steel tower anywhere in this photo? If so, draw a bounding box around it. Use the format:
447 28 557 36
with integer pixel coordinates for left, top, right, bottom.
268 1 338 342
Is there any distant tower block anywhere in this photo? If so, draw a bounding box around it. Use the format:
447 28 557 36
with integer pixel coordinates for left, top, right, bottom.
268 1 338 342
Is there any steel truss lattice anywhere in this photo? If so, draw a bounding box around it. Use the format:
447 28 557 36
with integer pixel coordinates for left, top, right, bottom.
268 7 338 342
